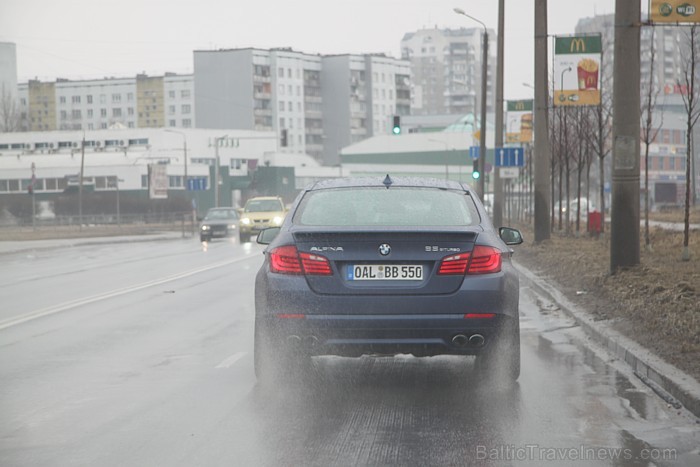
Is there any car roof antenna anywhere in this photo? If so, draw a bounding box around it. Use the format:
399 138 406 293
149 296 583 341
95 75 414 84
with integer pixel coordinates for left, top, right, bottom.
383 174 393 189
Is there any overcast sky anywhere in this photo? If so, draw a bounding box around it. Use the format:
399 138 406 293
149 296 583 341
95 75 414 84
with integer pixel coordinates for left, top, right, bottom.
2 0 626 100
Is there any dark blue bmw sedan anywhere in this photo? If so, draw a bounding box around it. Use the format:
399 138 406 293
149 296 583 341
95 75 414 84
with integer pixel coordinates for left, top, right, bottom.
254 176 523 384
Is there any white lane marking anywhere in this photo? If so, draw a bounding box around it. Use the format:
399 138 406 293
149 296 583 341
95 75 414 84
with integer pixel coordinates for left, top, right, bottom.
215 352 247 369
0 255 260 331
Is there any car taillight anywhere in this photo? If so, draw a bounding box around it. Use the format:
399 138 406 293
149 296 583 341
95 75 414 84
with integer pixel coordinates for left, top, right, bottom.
269 246 332 275
299 252 333 275
467 245 502 274
269 245 303 274
437 246 502 275
437 254 469 275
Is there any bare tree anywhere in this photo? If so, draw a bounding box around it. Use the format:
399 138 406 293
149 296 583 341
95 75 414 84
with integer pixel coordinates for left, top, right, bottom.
0 84 22 133
678 25 700 261
590 58 613 234
640 27 663 251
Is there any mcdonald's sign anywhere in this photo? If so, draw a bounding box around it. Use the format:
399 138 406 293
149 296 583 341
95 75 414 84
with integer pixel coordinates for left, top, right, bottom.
554 36 602 55
554 35 602 107
507 100 533 112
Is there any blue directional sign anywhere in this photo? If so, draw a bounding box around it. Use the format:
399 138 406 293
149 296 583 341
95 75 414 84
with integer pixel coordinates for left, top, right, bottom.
187 178 207 191
469 146 480 160
494 147 525 167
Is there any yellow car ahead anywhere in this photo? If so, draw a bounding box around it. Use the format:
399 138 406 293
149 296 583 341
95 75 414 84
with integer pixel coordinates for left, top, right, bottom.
238 196 287 242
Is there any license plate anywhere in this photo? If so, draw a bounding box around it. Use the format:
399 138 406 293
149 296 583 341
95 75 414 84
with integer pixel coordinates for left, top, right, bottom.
347 264 423 281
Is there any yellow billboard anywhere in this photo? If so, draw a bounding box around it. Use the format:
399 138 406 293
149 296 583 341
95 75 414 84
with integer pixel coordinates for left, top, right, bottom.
651 1 700 23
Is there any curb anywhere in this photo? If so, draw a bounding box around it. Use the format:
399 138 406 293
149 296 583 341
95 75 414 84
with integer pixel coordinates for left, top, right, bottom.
0 232 191 256
515 261 700 420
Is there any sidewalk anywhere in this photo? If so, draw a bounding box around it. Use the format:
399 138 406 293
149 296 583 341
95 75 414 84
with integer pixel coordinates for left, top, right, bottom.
517 260 700 419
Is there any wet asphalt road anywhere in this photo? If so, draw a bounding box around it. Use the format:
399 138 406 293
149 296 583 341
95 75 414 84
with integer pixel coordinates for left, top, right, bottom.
0 237 698 466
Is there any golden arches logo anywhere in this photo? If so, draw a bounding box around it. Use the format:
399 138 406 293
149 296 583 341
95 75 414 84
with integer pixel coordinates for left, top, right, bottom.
515 102 525 111
570 38 586 53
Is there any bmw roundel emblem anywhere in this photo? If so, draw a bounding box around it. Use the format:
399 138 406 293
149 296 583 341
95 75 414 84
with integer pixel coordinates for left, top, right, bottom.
379 243 391 256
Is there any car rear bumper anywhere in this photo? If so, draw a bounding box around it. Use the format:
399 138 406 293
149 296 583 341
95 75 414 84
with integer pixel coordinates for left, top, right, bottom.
256 313 516 357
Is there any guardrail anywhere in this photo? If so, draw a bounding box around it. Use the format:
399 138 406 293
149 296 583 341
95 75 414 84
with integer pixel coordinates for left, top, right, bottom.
0 212 198 240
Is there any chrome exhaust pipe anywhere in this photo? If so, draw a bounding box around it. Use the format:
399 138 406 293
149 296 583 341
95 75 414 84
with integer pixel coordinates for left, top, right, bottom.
304 335 318 347
286 335 302 345
452 334 469 347
469 334 485 347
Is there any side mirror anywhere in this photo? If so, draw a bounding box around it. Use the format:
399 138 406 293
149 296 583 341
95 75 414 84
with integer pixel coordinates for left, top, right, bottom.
499 227 523 245
257 227 281 245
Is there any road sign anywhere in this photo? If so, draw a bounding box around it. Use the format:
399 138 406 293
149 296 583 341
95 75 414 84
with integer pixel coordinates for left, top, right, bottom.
500 167 520 179
187 178 207 191
469 146 480 160
494 147 525 167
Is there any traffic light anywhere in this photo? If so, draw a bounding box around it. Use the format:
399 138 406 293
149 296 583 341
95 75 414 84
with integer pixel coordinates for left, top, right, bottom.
472 158 481 180
280 129 288 147
392 115 401 135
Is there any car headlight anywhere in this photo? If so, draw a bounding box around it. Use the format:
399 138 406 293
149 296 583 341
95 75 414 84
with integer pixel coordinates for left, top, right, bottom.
229 224 237 229
201 225 210 231
241 218 251 225
272 216 283 225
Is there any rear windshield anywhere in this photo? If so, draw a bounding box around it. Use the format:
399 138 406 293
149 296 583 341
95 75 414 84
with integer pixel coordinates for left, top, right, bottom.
294 187 480 227
204 209 238 220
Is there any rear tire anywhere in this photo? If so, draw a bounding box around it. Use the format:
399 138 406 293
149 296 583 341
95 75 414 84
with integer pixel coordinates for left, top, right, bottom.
254 321 314 387
476 318 520 382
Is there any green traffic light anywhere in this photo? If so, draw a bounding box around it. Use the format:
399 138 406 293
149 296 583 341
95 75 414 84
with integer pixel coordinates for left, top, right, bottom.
472 171 481 180
392 126 401 135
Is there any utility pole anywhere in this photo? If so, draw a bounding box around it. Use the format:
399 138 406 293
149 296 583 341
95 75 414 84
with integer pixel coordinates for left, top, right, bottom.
493 0 505 227
534 0 551 242
479 29 488 199
610 0 641 272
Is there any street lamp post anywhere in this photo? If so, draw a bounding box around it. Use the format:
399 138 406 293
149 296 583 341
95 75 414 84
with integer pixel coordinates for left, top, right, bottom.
214 135 228 208
165 129 195 232
428 138 450 179
164 129 188 191
454 7 488 199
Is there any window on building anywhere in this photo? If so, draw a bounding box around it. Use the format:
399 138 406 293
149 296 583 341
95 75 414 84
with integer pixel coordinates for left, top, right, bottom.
128 107 134 116
87 109 93 117
182 104 191 114
280 117 285 127
169 119 176 127
182 119 192 128
278 84 285 95
169 105 176 115
113 108 122 117
112 94 121 103
101 109 107 117
100 94 106 104
87 95 93 104
60 96 66 104
72 109 82 119
127 92 134 101
169 90 176 98
60 110 67 120
278 67 284 77
181 90 190 98
72 96 81 104
279 101 285 111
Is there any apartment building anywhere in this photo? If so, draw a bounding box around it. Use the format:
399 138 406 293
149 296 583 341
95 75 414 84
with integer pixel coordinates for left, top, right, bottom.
320 54 411 165
17 73 195 132
401 28 496 117
193 48 411 166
